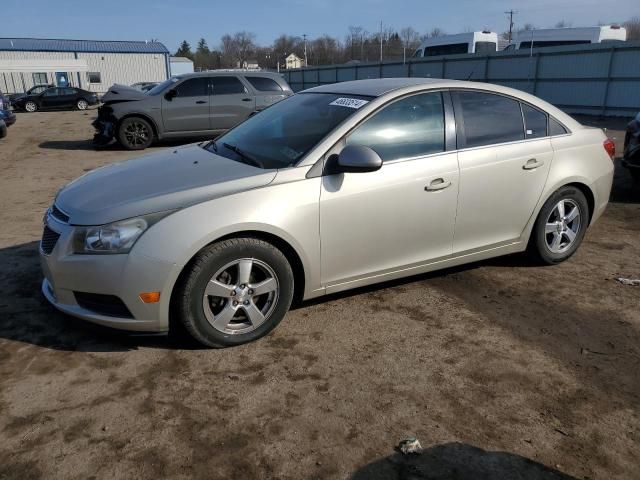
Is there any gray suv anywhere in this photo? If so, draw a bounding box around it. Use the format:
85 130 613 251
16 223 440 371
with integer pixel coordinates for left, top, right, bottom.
93 71 293 150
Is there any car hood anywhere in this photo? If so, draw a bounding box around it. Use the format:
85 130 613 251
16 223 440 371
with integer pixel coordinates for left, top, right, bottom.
100 84 148 104
55 144 277 225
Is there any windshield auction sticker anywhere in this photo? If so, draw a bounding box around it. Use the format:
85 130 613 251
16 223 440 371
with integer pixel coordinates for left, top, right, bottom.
329 98 369 109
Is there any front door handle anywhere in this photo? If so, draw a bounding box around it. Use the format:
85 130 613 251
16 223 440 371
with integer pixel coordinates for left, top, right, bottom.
242 98 252 102
425 178 452 191
523 158 544 170
195 100 207 104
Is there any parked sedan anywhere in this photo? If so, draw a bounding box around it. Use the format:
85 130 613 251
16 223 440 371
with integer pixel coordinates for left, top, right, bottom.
13 87 98 112
40 78 614 347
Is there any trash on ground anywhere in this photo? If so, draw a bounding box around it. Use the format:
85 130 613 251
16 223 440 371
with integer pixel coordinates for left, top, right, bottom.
398 436 422 455
616 277 640 286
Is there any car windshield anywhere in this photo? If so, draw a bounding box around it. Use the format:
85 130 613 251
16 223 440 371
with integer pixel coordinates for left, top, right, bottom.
146 77 180 96
206 93 373 169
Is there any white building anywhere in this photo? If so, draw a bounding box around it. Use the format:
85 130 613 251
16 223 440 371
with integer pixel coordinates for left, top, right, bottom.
285 53 304 69
0 38 170 95
170 56 194 76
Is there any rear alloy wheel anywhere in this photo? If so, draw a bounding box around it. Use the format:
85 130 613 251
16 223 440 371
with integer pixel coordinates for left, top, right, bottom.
529 186 589 264
76 99 88 110
177 238 294 347
118 117 153 150
25 101 37 113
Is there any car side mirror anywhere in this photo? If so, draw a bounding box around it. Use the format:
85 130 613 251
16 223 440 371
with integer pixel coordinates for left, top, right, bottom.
164 89 177 101
330 145 383 174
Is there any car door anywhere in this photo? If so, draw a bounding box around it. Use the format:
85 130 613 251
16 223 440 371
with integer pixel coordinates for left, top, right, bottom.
60 88 78 108
320 91 459 289
451 90 553 253
162 77 210 132
210 76 255 131
39 88 61 109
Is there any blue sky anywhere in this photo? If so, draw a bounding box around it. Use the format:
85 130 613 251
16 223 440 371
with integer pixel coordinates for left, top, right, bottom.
2 0 636 52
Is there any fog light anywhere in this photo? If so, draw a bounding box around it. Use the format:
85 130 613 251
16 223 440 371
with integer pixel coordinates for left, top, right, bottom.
139 292 160 303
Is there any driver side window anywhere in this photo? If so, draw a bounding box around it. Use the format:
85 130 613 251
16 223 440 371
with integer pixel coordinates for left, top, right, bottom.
175 78 208 97
346 92 445 162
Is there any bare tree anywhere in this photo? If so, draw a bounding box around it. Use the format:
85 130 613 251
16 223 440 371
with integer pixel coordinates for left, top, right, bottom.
518 23 535 32
624 16 640 41
555 20 572 28
429 27 446 38
219 31 256 68
400 27 421 62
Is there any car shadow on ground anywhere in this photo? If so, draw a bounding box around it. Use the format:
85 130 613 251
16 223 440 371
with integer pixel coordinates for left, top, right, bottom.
39 137 213 152
351 442 577 480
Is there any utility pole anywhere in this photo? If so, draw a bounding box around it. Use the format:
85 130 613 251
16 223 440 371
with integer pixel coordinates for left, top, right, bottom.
379 21 383 62
302 34 308 67
505 9 517 43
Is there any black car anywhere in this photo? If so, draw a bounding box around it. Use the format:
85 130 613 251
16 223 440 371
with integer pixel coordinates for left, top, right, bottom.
12 86 98 112
8 84 53 104
0 89 16 129
623 112 640 182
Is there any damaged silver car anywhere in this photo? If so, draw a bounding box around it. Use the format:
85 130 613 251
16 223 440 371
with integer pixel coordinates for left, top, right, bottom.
93 71 292 150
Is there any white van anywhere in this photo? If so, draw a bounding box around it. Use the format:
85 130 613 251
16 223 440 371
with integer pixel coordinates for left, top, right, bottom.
412 31 498 58
510 25 627 50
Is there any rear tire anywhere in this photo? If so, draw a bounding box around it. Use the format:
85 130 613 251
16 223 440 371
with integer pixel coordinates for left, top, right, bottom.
528 186 589 265
117 116 153 150
176 238 294 348
76 99 88 110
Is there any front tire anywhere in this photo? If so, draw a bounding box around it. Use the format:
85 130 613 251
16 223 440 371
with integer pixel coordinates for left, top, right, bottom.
117 116 153 150
176 238 295 348
529 186 589 264
25 101 37 112
76 99 88 110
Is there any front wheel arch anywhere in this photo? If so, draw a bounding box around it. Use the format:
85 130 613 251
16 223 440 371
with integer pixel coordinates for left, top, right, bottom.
168 231 307 334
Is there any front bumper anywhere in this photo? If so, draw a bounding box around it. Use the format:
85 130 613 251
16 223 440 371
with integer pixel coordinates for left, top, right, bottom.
0 110 16 127
39 214 175 332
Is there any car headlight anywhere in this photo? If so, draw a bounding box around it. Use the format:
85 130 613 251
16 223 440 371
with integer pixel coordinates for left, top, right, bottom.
73 211 173 254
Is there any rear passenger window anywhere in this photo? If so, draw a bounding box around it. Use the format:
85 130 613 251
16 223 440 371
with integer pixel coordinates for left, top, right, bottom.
550 118 568 136
246 76 283 92
347 92 445 161
175 78 208 97
211 77 246 95
522 104 548 139
456 91 524 148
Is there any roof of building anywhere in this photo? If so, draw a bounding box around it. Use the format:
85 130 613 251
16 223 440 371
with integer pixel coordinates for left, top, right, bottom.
0 38 169 54
170 56 193 63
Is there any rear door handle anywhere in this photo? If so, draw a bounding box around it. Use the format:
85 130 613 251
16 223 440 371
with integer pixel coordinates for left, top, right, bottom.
242 98 253 102
195 100 207 104
523 158 544 170
425 178 452 191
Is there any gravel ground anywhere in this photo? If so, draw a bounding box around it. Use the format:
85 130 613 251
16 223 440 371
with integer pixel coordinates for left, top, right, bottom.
0 110 639 480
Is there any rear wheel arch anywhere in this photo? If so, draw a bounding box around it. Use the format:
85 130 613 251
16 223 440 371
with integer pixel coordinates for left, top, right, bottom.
565 182 595 225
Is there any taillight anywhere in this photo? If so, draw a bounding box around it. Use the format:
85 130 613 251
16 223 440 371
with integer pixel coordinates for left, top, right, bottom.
603 138 615 160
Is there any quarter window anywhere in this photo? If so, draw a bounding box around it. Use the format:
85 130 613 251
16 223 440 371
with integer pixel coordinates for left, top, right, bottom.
246 76 283 92
211 77 246 95
347 92 445 161
456 91 524 148
175 78 208 97
522 104 548 139
550 118 568 136
32 72 47 85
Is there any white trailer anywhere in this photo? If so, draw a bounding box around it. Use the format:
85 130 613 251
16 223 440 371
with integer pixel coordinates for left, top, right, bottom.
412 31 498 58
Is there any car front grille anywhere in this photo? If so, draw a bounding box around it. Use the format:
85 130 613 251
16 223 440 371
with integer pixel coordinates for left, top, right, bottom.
41 226 60 255
74 292 134 318
50 204 70 223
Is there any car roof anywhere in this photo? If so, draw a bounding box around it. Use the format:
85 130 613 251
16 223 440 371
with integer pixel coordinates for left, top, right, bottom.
303 78 583 130
177 71 283 79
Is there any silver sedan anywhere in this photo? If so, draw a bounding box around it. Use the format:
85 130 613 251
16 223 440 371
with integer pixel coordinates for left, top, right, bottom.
40 78 614 347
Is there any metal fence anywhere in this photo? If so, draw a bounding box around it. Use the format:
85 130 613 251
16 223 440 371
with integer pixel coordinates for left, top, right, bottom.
283 42 640 117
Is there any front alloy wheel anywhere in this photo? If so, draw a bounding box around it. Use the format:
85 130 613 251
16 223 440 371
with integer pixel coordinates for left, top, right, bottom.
77 99 88 110
25 101 37 112
177 238 294 347
118 117 153 150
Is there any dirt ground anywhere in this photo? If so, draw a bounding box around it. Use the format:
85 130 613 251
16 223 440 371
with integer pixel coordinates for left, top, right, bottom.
0 109 639 480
